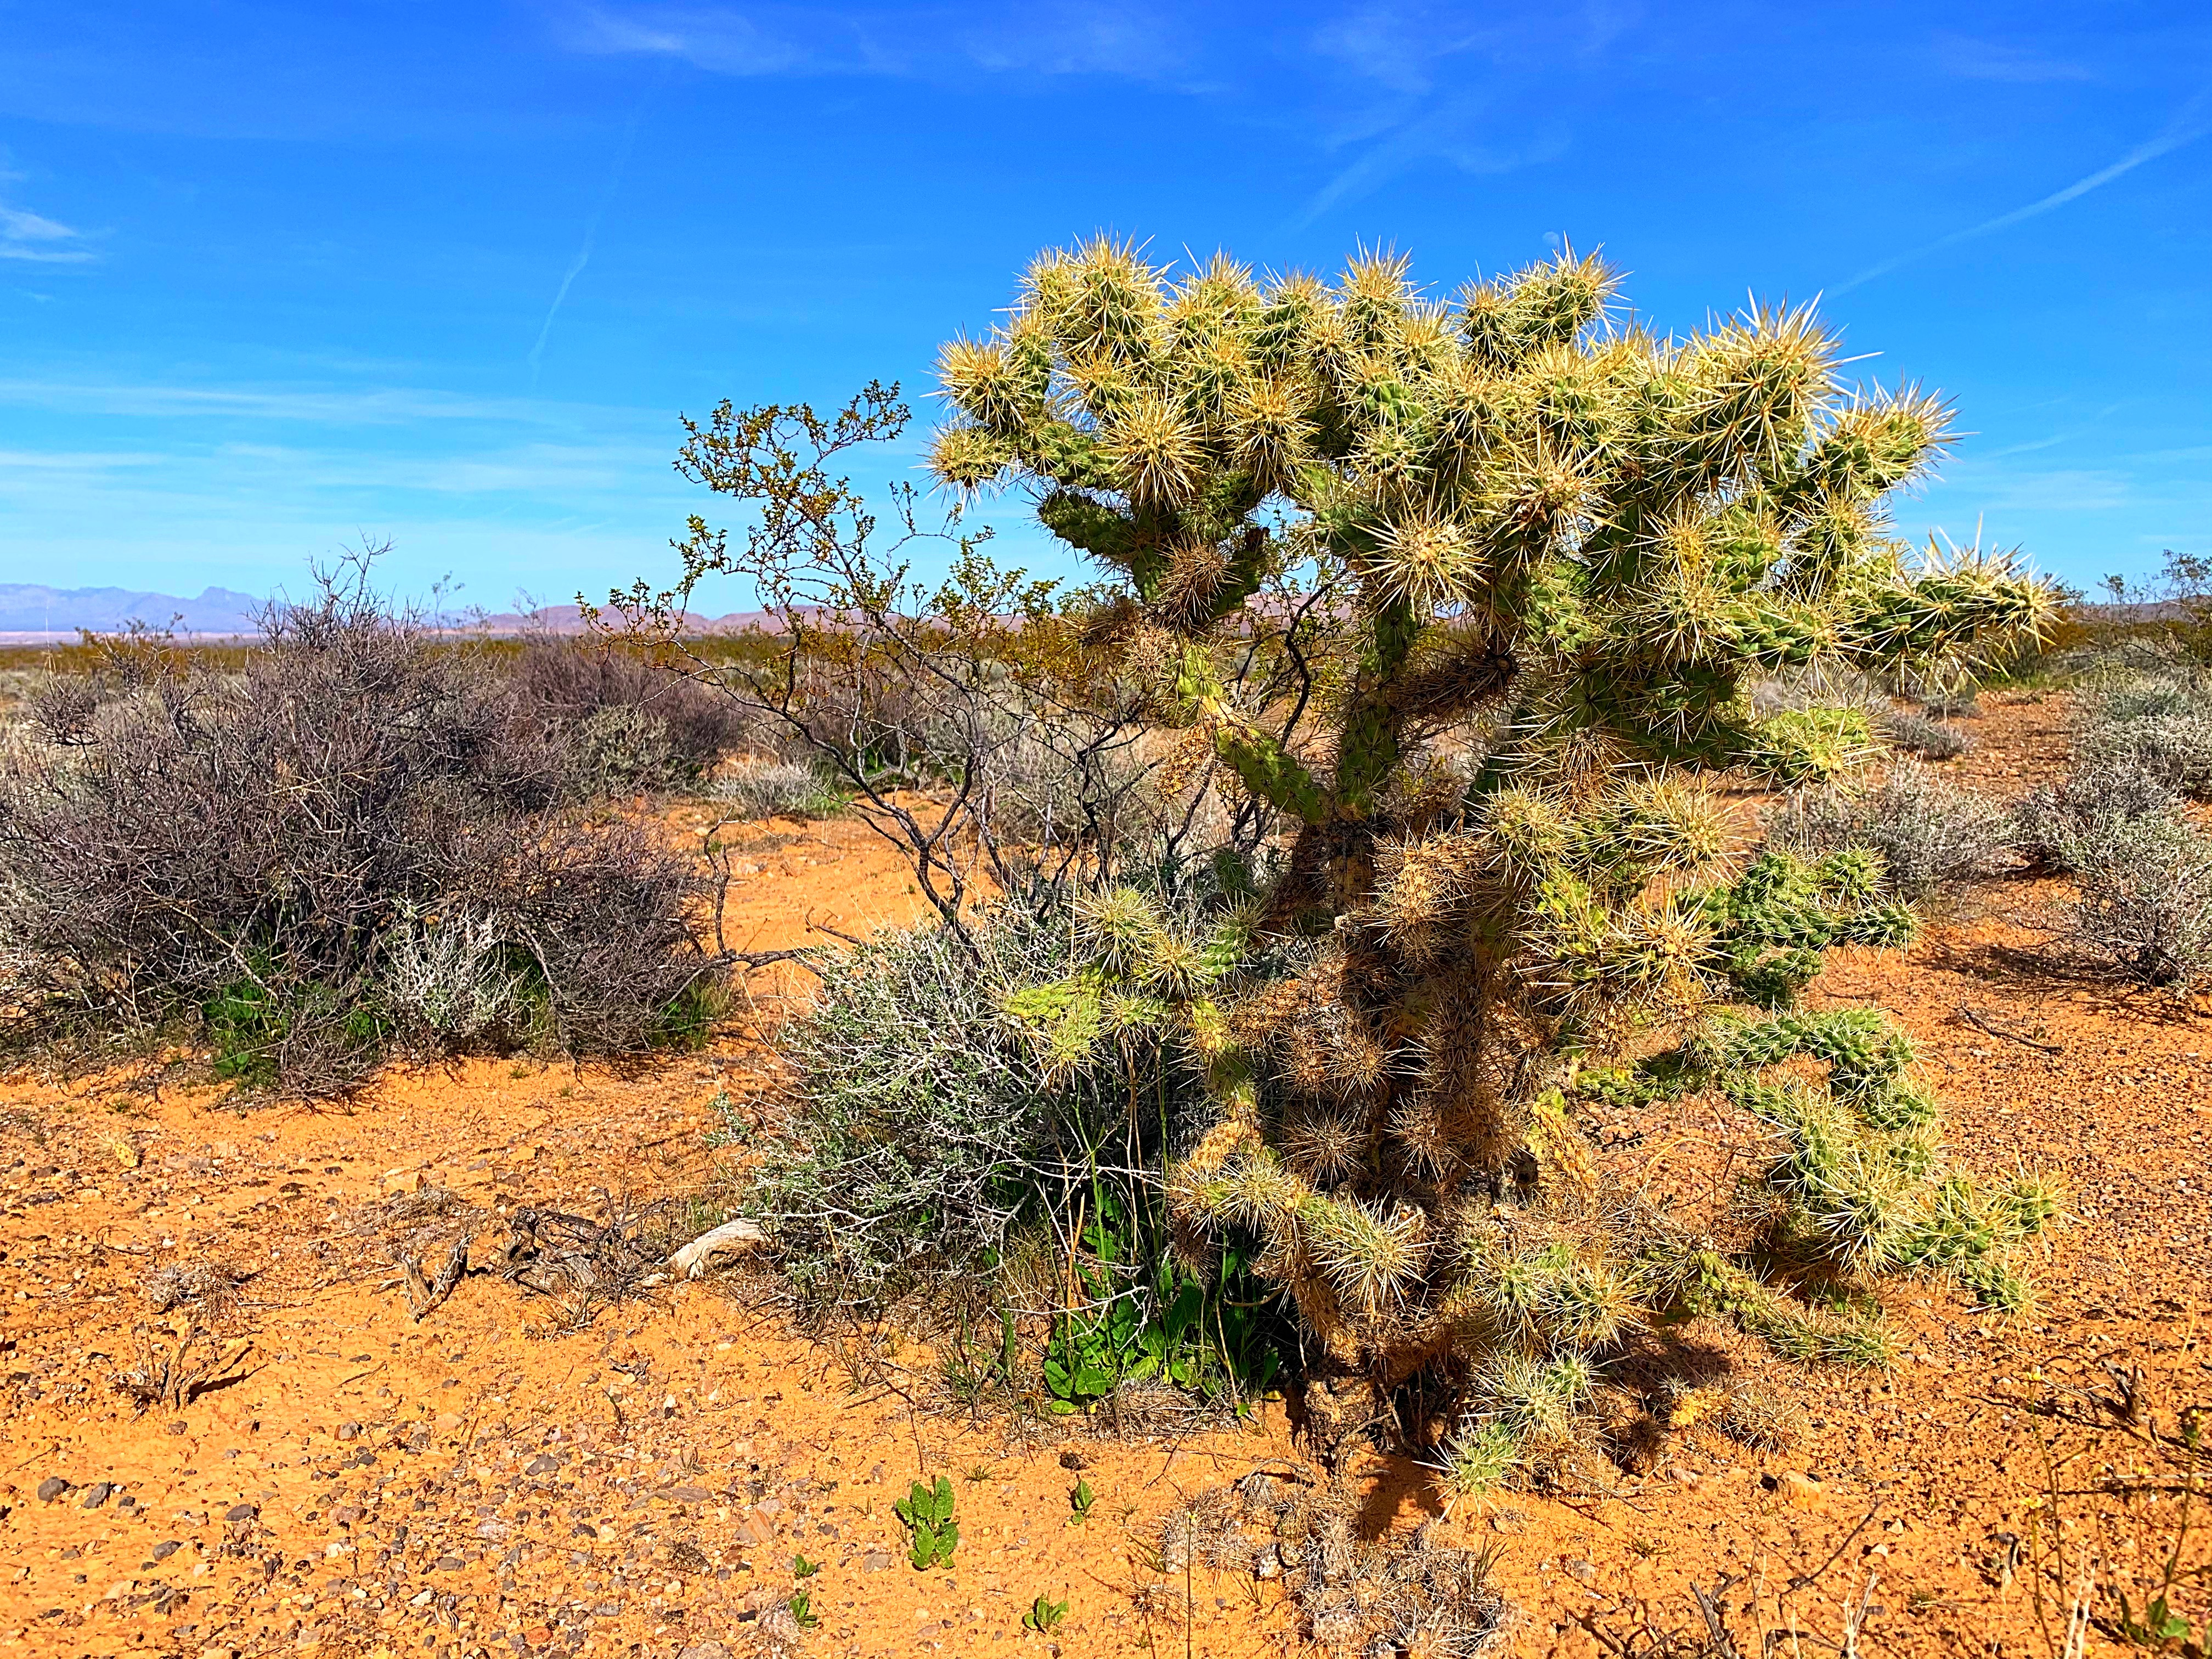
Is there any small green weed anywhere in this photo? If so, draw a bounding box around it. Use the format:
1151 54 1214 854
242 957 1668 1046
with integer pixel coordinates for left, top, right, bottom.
791 1551 821 1578
894 1475 958 1570
1068 1476 1095 1523
788 1589 819 1630
1022 1593 1069 1633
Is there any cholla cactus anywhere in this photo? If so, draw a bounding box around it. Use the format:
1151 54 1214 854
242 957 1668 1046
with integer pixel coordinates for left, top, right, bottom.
941 239 2055 1475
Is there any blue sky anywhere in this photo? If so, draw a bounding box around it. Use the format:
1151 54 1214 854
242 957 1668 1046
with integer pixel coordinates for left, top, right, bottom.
1 2 2206 613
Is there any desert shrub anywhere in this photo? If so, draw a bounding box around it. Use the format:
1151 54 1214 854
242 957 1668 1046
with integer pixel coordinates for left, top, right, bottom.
2011 748 2184 874
1765 760 2010 898
1917 688 1982 719
709 757 850 821
646 241 2056 1490
735 883 1287 1399
1880 706 1975 759
511 636 754 794
0 572 721 1092
2069 814 2212 992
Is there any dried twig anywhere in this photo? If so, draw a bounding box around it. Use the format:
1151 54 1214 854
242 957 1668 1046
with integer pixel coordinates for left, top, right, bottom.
1953 1002 2066 1054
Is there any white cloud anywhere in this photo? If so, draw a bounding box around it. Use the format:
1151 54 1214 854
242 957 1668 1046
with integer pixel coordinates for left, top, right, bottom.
0 202 93 263
555 2 1190 82
1933 34 2096 84
1836 94 2212 294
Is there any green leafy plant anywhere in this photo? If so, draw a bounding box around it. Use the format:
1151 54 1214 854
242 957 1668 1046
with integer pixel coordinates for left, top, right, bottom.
1023 1593 1070 1633
1068 1477 1095 1523
791 1551 821 1578
894 1476 959 1570
787 1589 820 1630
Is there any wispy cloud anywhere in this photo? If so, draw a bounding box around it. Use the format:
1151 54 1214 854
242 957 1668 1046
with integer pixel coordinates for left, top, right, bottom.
1298 104 1571 226
0 376 657 429
1291 2 1621 225
555 2 1192 82
1933 33 2096 84
1836 93 2212 295
0 202 94 263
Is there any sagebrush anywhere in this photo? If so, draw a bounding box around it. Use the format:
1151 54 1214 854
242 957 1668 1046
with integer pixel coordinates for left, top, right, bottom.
0 572 724 1091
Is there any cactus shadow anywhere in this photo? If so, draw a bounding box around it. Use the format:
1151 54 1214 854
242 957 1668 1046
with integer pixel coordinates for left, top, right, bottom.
1351 1455 1448 1542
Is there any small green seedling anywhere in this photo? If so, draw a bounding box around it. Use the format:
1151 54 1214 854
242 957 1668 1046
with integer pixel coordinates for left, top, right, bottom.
1067 1476 1095 1523
788 1589 819 1630
791 1551 821 1578
1023 1593 1069 1633
894 1475 959 1570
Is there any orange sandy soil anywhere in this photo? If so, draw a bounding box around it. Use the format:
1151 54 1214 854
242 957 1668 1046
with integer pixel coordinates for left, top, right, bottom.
3 697 2209 1659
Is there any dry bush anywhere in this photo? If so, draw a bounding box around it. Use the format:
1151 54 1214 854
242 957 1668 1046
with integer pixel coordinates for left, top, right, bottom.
1764 759 2010 898
709 757 850 821
2070 814 2212 992
0 562 723 1092
509 636 756 795
1880 705 1976 759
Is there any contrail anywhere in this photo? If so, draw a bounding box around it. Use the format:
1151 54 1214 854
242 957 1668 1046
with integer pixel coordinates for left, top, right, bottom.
527 74 663 387
1835 92 2210 296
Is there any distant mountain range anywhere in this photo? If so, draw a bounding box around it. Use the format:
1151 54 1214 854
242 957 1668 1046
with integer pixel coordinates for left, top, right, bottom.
0 584 266 637
0 584 780 642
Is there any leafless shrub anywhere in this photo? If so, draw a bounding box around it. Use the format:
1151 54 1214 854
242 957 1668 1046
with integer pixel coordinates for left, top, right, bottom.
2070 814 2212 992
709 757 849 821
113 1324 253 1413
511 637 756 795
143 1262 248 1317
0 558 723 1093
1764 760 2010 897
1880 706 1976 760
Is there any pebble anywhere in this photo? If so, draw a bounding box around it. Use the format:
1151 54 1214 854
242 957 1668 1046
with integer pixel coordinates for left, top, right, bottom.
36 1476 71 1502
525 1454 559 1475
1772 1471 1827 1509
81 1482 114 1510
861 1551 894 1572
676 1645 732 1659
225 1503 259 1522
152 1542 183 1561
1563 1558 1596 1584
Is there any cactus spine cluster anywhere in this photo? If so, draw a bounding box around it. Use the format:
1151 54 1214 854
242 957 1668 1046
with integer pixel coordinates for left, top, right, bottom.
940 239 2055 1476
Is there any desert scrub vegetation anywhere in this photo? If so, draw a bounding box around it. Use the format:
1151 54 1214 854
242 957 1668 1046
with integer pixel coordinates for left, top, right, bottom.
2012 651 2212 991
507 631 759 797
727 873 1291 1410
625 237 2058 1513
0 566 727 1093
1764 758 2010 899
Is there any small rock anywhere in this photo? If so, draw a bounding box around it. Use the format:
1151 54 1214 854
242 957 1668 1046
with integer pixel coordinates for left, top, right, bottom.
152 1541 183 1561
435 1555 464 1571
80 1482 115 1510
36 1476 71 1502
1488 1510 1528 1535
676 1643 731 1659
524 1454 559 1475
1563 1557 1596 1584
334 1423 361 1443
224 1503 258 1523
165 1421 188 1435
1770 1471 1827 1509
861 1551 894 1572
434 1412 464 1431
664 1485 713 1505
1057 1449 1090 1471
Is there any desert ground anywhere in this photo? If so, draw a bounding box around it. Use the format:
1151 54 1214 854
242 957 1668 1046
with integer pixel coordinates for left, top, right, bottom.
2 690 2207 1659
